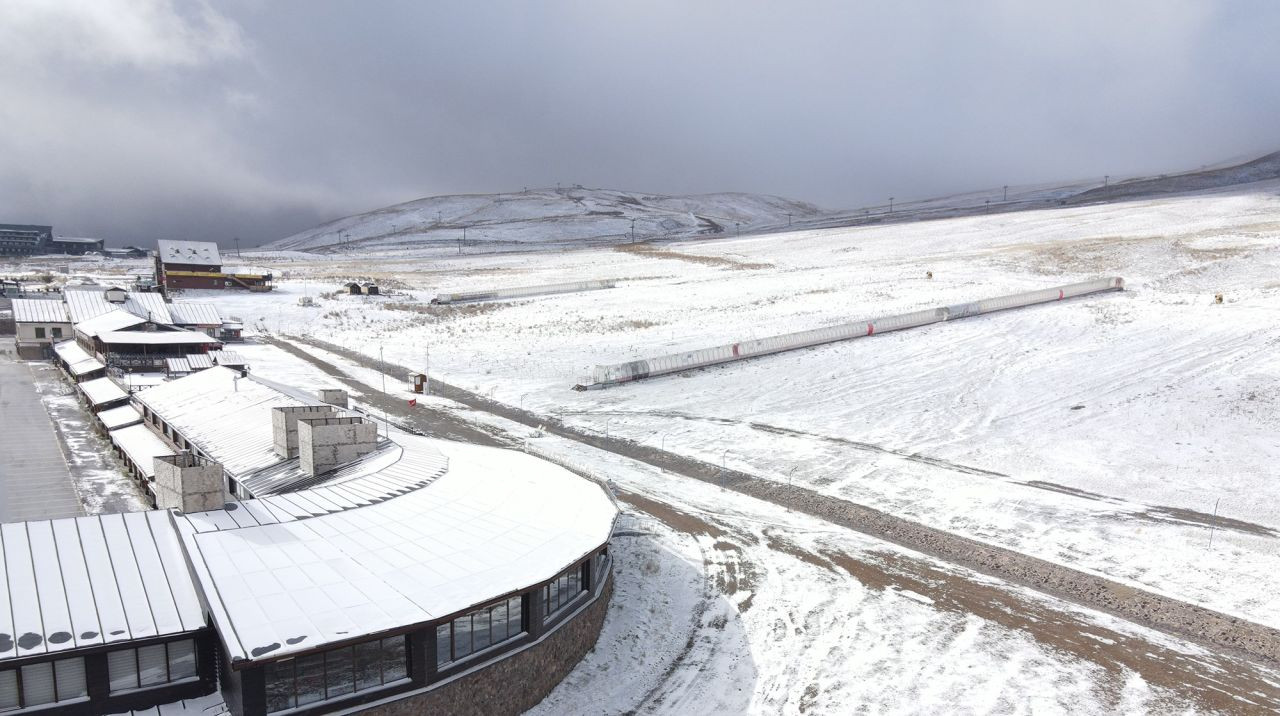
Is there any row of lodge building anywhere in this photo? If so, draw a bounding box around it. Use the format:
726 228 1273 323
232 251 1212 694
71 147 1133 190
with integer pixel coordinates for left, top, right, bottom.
9 285 243 361
0 364 618 716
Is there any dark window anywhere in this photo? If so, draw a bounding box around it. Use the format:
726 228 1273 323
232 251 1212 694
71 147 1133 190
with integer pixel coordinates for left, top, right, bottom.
34 327 45 339
106 639 197 693
51 327 62 339
435 595 523 668
0 657 88 710
593 547 610 587
543 562 588 620
264 635 407 714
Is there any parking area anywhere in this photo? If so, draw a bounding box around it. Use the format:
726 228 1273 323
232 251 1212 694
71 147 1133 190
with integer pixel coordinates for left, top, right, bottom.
0 344 83 521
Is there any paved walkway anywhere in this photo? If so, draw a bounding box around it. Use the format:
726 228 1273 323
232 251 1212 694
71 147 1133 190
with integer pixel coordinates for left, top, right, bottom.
0 351 83 522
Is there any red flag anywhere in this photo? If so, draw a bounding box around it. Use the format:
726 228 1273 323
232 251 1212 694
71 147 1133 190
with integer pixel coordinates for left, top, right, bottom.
408 398 417 407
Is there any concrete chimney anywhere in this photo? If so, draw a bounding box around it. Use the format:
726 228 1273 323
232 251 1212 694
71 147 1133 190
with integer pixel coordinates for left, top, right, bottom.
316 388 349 409
298 416 378 476
272 405 338 459
153 453 225 513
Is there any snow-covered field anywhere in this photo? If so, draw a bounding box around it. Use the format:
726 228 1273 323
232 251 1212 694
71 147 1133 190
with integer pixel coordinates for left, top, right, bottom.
199 180 1280 634
5 176 1278 713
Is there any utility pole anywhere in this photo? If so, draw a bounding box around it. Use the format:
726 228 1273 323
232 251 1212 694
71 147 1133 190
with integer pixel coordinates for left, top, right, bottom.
379 345 389 437
234 236 241 258
1002 185 1008 202
888 197 894 213
630 217 636 243
424 345 430 396
786 213 792 227
1104 175 1110 187
985 199 990 213
1208 497 1221 549
735 222 740 237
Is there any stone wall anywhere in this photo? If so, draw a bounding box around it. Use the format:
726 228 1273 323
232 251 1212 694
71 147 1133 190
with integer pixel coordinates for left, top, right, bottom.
366 574 613 716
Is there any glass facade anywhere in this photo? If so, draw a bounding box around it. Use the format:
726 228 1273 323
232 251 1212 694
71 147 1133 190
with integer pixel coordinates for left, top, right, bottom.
435 595 524 668
543 561 587 620
107 639 198 693
0 657 87 711
264 635 407 713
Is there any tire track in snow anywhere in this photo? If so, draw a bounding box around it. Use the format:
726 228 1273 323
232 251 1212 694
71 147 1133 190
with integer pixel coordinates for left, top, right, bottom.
273 335 1280 678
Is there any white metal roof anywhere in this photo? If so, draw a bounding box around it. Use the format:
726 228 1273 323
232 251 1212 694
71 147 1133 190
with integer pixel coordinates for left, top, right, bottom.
166 357 192 374
11 299 67 324
185 353 214 370
98 330 222 346
80 377 130 406
209 351 247 367
52 340 106 376
157 240 221 266
0 511 205 663
63 286 172 325
177 436 617 665
10 298 69 324
168 302 222 326
98 404 144 431
109 424 176 479
134 367 311 480
75 309 148 338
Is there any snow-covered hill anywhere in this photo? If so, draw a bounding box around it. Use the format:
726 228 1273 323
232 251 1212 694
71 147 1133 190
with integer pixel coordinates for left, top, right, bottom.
266 187 828 253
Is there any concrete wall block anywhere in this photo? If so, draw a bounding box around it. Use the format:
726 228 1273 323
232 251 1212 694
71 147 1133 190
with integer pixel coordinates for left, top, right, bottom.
316 388 349 409
272 405 337 459
297 416 378 476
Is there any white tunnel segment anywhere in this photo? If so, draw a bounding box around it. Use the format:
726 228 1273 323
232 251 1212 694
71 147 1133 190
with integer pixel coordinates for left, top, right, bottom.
583 277 1124 388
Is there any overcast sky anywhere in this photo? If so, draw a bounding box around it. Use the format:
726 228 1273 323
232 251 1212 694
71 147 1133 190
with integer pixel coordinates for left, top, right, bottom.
2 1 1277 247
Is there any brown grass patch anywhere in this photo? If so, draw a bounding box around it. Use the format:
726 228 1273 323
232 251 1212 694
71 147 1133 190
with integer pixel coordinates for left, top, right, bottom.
614 242 773 270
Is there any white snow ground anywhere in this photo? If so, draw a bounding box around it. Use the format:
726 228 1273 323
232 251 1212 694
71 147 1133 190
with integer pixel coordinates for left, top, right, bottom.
5 173 1278 714
200 179 1280 634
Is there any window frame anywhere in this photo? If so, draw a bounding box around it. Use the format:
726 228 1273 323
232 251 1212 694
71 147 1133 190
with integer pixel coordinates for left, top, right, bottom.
542 560 589 622
0 656 88 711
263 635 409 714
435 594 524 669
106 638 199 695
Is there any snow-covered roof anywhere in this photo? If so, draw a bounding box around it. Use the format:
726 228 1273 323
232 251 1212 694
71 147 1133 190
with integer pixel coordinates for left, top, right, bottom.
98 403 143 431
157 240 221 266
80 376 130 406
52 340 106 376
10 298 69 324
109 424 176 479
166 357 192 374
0 511 205 663
134 367 312 480
168 302 221 326
209 350 247 367
185 353 214 370
51 236 104 244
75 308 148 338
98 330 222 346
63 286 172 325
176 436 616 665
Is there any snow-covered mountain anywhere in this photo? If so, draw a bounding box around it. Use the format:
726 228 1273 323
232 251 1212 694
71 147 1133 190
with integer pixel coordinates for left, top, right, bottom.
266 187 828 253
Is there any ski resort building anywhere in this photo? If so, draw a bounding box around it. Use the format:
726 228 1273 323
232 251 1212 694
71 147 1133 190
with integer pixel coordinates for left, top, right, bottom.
155 240 273 292
0 367 617 716
11 298 71 359
0 225 105 255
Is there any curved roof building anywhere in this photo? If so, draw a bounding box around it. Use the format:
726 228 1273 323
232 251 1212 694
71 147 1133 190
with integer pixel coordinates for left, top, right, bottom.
0 369 618 716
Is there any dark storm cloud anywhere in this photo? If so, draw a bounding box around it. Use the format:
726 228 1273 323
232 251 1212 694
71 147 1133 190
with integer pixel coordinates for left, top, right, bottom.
2 0 1278 247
